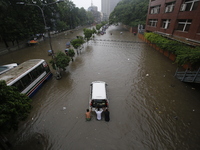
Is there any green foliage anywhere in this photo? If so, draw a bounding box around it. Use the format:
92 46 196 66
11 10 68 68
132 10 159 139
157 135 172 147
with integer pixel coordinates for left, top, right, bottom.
71 38 85 49
92 27 97 34
56 20 69 31
68 48 75 58
0 80 32 133
95 22 107 31
50 51 70 71
96 24 102 31
0 0 95 47
76 35 84 40
144 32 200 66
83 28 94 41
109 0 148 27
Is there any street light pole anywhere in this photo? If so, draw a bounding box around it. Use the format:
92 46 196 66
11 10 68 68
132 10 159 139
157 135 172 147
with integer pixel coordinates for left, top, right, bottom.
16 1 63 79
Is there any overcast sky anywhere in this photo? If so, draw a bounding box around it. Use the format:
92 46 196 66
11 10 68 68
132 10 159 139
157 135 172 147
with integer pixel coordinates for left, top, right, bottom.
71 0 101 11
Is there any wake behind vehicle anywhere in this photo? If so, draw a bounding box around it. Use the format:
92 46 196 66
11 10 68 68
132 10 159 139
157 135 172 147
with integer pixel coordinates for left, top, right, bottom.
89 81 109 111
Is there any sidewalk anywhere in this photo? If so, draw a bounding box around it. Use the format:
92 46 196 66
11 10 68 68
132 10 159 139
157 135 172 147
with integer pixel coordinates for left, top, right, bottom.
0 25 93 56
0 40 28 55
0 33 61 56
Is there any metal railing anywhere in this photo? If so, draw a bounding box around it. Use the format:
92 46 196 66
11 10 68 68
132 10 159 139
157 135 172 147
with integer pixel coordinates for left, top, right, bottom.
174 67 200 83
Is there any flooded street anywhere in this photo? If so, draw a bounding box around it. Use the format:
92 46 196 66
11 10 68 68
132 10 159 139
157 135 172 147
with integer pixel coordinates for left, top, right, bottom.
1 25 200 150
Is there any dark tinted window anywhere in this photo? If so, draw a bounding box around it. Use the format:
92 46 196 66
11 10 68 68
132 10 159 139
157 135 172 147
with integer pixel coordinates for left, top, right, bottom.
30 64 44 80
13 80 24 92
21 74 32 87
92 100 107 108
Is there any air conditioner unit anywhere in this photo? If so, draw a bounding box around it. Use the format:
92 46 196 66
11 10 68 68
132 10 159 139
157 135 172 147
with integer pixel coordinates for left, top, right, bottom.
180 4 186 11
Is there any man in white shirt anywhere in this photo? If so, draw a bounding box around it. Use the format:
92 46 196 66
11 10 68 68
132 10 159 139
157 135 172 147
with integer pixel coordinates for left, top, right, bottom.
95 108 103 120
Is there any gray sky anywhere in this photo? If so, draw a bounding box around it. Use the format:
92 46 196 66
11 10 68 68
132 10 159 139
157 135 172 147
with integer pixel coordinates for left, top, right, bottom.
71 0 101 11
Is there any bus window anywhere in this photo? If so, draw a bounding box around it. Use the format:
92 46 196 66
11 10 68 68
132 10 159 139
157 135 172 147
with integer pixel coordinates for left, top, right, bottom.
21 74 32 87
30 65 44 80
12 80 24 92
37 64 44 74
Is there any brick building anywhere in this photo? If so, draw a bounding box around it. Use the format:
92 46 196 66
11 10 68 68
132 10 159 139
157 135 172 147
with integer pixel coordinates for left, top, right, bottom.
145 0 200 44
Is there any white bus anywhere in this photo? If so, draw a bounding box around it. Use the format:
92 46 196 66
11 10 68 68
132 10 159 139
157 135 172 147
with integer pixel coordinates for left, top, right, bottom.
0 59 52 97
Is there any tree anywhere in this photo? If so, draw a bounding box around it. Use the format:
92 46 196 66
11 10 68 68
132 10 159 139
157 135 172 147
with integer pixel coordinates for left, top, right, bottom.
96 24 102 33
68 48 75 61
71 38 85 54
109 0 148 27
56 20 69 32
50 51 71 71
92 27 97 34
0 0 95 49
83 28 93 42
0 81 32 133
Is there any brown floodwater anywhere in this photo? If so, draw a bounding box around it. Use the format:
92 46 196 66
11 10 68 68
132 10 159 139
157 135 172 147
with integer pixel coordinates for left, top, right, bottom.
1 25 200 150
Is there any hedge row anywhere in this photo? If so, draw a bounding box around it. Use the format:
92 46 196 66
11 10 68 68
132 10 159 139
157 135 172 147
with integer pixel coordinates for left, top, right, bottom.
144 32 200 66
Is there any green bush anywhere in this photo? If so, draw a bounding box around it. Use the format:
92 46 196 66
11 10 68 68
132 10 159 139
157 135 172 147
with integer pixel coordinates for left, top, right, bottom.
144 32 200 66
50 51 70 71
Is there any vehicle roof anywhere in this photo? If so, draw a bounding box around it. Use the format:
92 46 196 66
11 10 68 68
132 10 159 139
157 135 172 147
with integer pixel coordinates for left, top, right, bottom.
0 63 18 75
0 59 44 85
91 81 107 99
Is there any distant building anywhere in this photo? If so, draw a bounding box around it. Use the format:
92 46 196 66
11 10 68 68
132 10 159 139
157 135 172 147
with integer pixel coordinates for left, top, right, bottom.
101 0 121 20
88 5 98 12
87 1 101 23
145 0 200 43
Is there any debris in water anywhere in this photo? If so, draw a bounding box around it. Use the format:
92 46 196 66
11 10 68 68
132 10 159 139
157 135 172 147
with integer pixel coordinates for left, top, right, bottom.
174 116 178 120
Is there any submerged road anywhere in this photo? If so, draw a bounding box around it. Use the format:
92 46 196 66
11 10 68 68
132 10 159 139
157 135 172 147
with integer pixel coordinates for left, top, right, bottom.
1 25 200 150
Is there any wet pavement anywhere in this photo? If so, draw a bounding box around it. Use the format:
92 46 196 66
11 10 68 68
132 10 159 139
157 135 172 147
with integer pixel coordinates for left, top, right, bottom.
1 25 200 150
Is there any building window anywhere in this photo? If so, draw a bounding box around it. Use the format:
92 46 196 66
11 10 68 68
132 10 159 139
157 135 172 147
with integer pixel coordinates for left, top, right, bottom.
162 19 171 29
150 6 160 14
148 19 158 27
165 2 175 13
177 19 192 32
180 0 199 11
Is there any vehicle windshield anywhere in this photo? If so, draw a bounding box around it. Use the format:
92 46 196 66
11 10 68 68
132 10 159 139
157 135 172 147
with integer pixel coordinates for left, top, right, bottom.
91 99 107 108
0 66 9 74
0 66 8 72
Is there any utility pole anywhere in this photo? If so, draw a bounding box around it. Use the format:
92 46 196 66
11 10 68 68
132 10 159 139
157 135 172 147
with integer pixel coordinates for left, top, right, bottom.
16 0 64 79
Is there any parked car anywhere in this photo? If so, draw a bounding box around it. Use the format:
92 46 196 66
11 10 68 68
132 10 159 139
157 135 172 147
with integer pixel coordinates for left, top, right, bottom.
0 63 18 75
89 81 109 111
